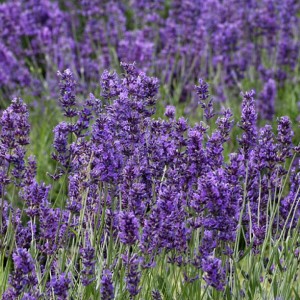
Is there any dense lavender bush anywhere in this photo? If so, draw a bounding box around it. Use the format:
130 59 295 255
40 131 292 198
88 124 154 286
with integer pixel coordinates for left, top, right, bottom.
1 65 300 299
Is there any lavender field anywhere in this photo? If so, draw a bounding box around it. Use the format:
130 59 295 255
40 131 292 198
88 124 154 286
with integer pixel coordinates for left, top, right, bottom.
0 1 300 299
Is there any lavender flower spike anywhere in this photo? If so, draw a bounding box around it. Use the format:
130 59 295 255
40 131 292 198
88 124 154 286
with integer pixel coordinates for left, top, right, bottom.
100 269 114 300
118 211 140 245
57 69 77 118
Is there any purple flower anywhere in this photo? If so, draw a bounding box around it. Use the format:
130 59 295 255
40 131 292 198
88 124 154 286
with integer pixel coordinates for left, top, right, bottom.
258 79 276 120
186 123 208 181
118 30 154 72
193 167 239 262
57 69 77 118
16 221 36 249
206 130 224 169
20 181 50 218
202 256 225 291
152 289 162 300
100 70 120 100
195 78 209 102
52 122 71 169
238 90 257 158
21 293 38 300
277 116 294 161
100 269 114 300
6 248 37 297
118 211 139 245
159 208 190 252
12 249 35 277
67 174 82 214
80 244 96 286
165 105 176 119
23 155 37 186
39 204 68 255
216 108 234 142
50 273 71 300
122 254 141 297
141 207 162 254
0 98 30 188
256 125 278 171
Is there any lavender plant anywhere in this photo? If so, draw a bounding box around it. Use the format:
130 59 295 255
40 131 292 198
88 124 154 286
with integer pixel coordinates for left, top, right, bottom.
1 65 300 299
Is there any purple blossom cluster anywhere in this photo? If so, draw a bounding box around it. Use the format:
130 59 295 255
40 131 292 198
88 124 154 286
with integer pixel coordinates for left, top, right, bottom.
0 0 299 118
1 65 300 298
3 249 38 299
